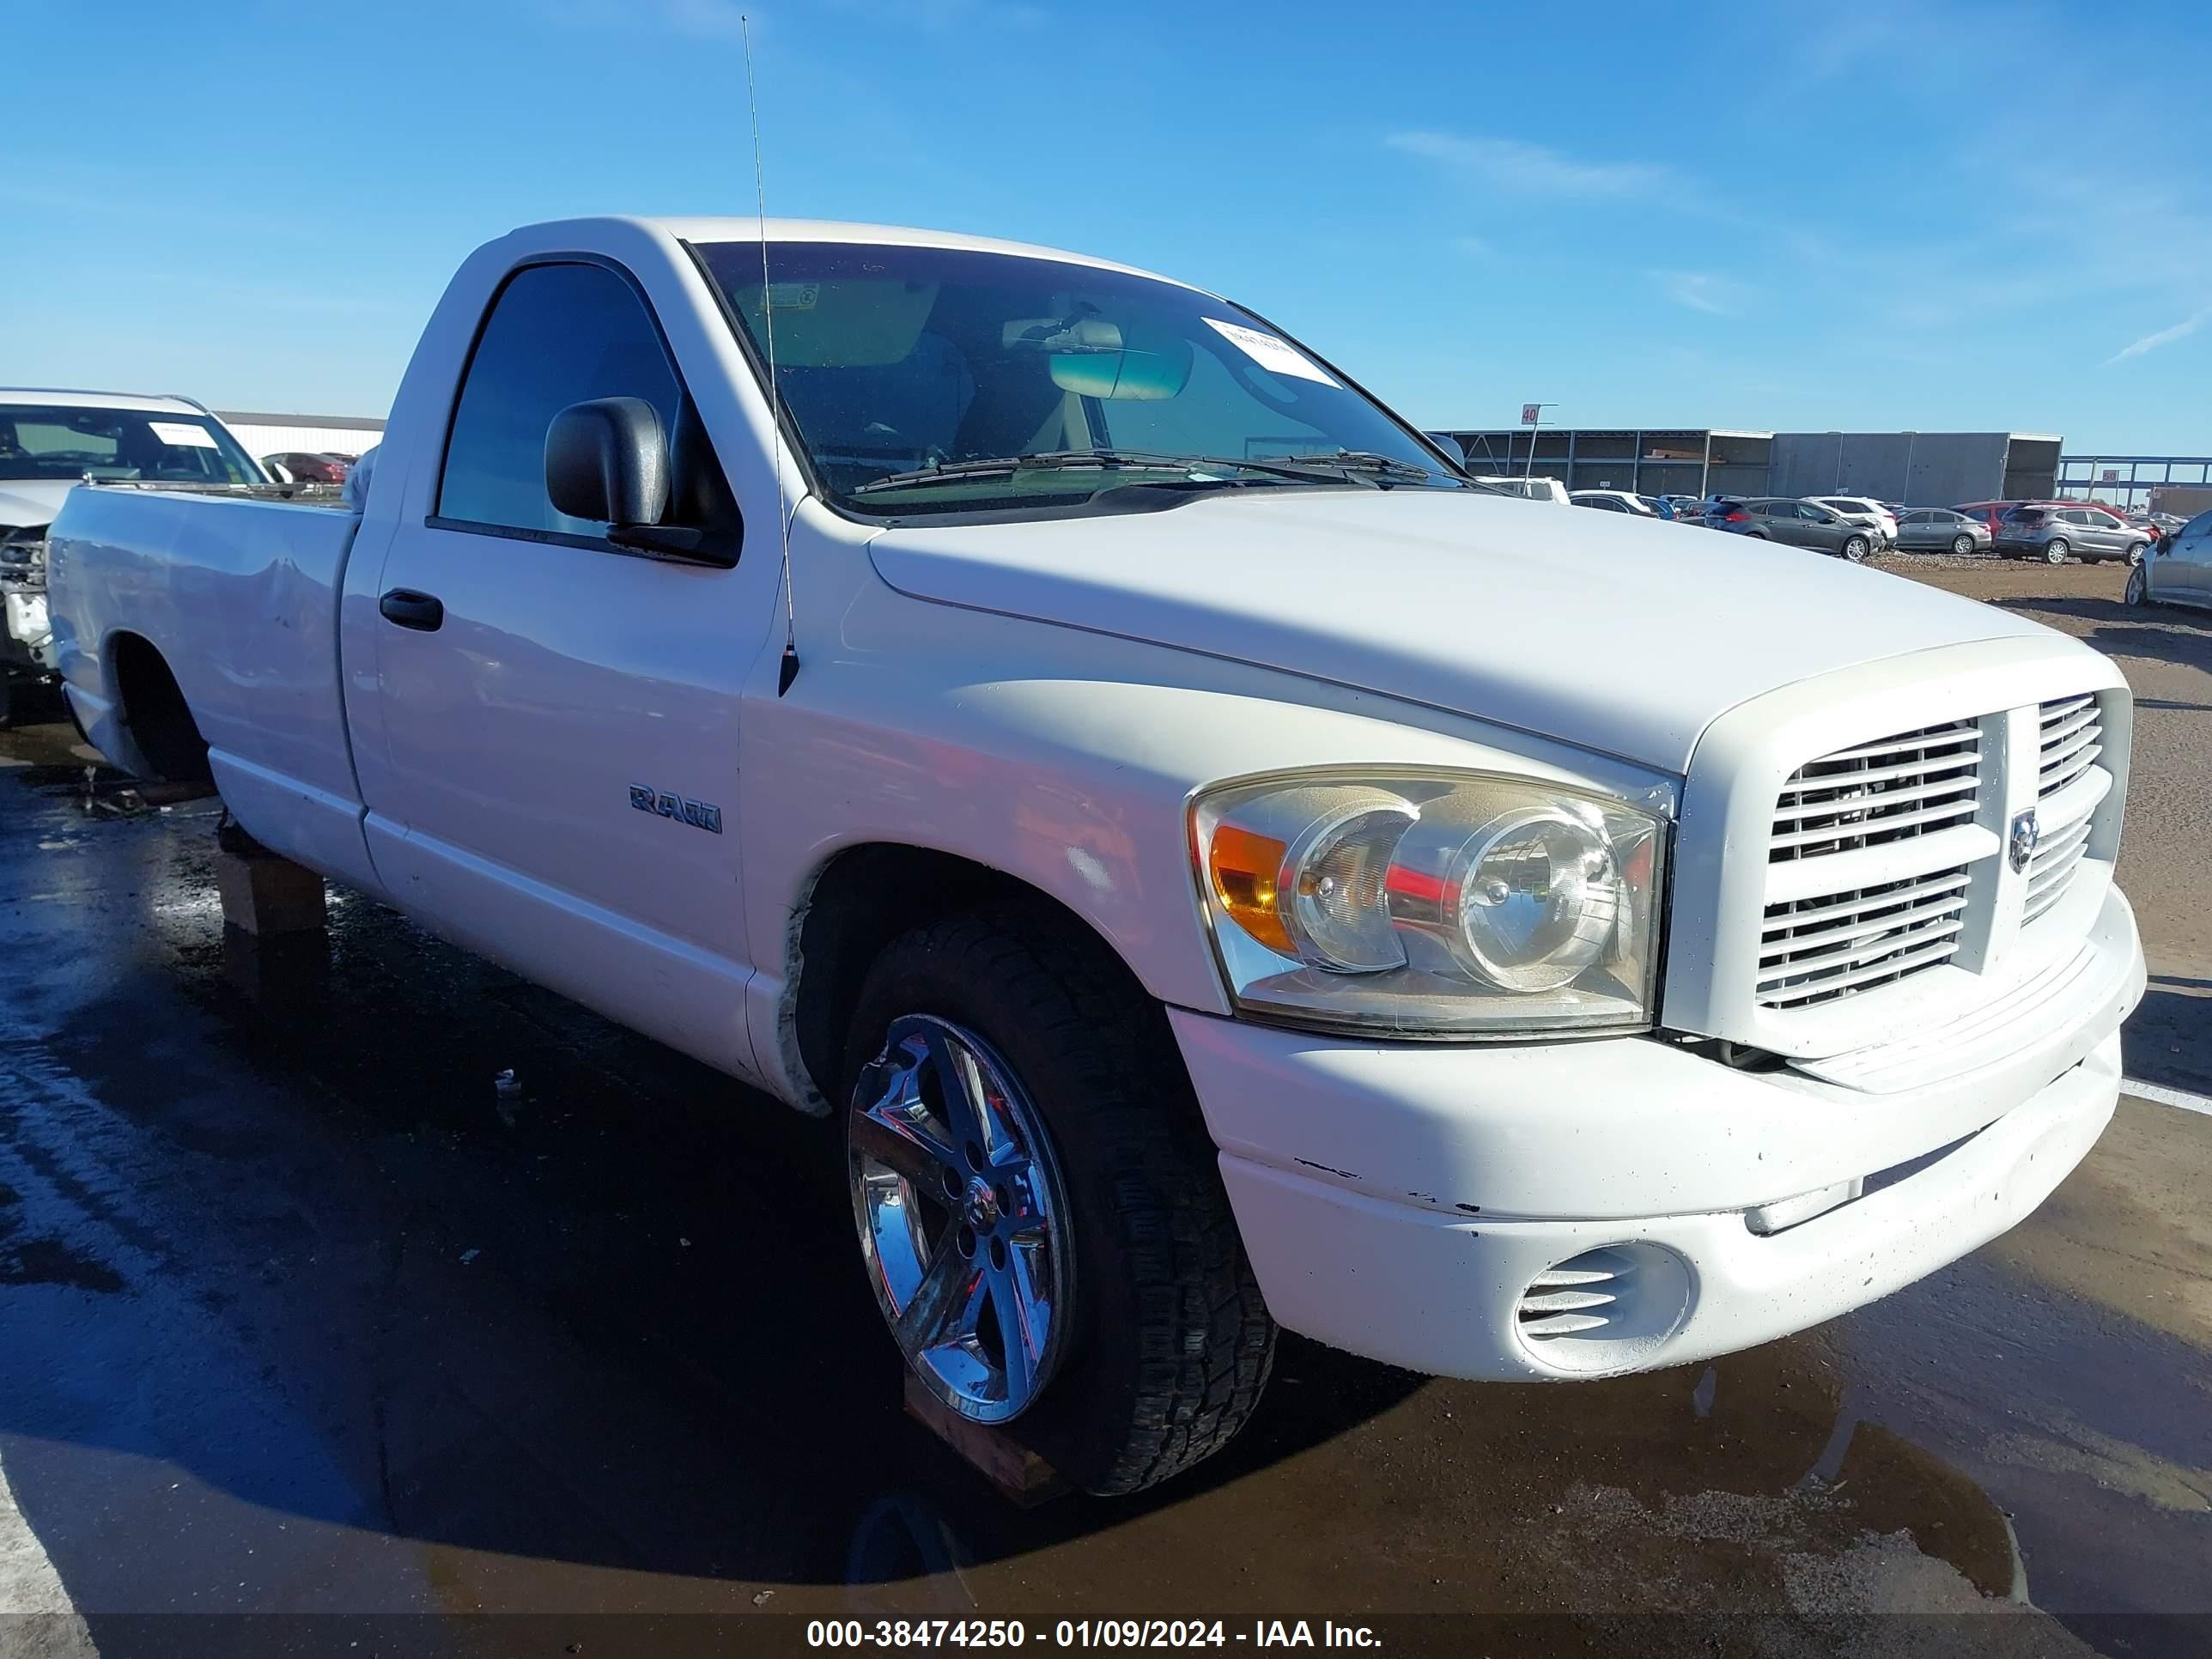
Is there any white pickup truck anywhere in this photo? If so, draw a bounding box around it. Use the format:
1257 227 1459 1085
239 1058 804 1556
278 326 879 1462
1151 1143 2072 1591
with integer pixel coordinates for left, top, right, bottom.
49 216 2144 1495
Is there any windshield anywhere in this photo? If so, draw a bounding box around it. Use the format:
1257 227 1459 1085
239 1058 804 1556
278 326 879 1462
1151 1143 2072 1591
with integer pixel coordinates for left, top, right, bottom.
0 404 263 486
692 240 1463 516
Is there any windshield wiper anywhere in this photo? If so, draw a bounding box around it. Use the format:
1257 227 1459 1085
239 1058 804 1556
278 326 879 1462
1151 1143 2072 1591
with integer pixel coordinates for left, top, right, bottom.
1283 448 1445 482
851 448 1391 495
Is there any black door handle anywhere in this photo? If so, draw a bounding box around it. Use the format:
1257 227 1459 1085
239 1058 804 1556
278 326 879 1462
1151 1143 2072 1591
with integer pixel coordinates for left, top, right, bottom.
379 589 444 631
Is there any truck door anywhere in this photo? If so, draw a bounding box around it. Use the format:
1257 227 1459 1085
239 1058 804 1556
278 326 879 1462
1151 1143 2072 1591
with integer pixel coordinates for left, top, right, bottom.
358 257 769 1081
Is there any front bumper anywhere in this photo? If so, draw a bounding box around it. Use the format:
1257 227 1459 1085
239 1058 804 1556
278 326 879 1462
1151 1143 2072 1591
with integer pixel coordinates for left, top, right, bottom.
1172 886 2142 1381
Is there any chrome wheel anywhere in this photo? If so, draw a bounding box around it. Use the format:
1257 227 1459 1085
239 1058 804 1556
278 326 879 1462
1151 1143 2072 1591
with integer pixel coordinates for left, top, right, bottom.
2125 563 2148 607
1952 533 1974 556
848 1013 1072 1424
1843 534 1869 562
2045 538 2069 564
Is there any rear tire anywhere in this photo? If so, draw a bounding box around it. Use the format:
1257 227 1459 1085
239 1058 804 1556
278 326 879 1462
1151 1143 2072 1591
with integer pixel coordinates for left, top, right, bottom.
840 904 1275 1495
2045 538 2070 565
1842 534 1870 562
1951 533 1975 556
2126 541 2148 567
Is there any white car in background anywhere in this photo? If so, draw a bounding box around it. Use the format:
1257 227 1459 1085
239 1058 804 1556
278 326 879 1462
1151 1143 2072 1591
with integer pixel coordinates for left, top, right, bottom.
0 391 267 721
1812 496 1899 550
1474 474 1571 505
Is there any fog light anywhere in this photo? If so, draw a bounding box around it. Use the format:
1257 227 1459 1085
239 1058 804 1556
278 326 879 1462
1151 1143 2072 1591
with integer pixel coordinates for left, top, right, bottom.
1516 1243 1693 1374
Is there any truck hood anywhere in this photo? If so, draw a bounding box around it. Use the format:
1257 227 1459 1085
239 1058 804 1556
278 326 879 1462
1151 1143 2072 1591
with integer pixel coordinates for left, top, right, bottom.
867 489 2057 772
0 481 72 530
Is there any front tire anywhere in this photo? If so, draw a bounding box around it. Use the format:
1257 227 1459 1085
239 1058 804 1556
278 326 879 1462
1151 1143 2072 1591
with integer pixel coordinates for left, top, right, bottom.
2124 563 2152 607
1952 532 1976 556
1842 534 1871 562
842 906 1275 1495
2045 538 2070 564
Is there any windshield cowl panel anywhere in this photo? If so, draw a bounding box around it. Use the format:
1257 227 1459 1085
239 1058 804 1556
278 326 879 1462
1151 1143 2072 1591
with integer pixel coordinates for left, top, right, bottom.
690 240 1458 520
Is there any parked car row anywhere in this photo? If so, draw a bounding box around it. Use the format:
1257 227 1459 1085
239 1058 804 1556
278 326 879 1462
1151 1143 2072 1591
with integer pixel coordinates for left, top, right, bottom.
1543 486 2148 568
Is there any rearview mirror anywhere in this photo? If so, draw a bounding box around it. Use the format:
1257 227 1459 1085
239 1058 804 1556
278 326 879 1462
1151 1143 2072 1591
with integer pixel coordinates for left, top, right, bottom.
1005 315 1194 401
546 398 669 526
1048 343 1193 400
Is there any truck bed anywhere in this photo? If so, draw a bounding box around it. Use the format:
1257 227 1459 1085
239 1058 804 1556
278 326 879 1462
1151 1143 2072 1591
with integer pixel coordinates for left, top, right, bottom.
48 484 374 888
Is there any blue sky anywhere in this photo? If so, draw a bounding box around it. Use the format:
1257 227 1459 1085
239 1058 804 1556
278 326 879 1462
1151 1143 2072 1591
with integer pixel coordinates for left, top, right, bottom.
9 0 2210 453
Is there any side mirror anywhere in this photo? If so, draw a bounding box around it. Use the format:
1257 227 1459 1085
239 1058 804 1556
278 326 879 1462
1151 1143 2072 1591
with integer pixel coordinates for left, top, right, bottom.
546 398 669 527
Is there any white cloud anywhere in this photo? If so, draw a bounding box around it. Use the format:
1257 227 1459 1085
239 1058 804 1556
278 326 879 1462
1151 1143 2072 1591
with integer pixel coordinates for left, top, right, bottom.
1650 270 1753 316
2108 304 2212 364
1387 131 1674 199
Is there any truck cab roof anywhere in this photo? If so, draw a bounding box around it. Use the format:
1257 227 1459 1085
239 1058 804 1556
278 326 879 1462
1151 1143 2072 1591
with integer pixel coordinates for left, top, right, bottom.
550 216 1194 289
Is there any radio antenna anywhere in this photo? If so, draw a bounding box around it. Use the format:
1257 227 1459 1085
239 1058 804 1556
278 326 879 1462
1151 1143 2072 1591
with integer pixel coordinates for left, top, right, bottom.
741 14 799 696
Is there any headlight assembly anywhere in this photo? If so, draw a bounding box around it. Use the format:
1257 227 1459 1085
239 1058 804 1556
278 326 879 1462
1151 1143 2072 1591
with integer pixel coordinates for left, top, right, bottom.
1191 771 1667 1037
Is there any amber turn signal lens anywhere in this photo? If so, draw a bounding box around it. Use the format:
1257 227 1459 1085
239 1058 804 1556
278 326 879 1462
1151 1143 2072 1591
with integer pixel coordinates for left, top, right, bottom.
1207 823 1293 955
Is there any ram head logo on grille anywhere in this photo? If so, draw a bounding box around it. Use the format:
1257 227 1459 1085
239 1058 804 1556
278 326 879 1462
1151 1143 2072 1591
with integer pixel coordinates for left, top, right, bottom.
2008 810 2040 874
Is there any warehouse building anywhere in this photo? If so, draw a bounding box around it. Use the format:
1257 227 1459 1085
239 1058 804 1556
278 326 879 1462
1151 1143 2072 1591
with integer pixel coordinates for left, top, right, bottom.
1436 428 2062 505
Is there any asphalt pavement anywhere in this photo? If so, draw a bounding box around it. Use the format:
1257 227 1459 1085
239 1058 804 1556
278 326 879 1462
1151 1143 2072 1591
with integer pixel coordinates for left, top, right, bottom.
0 559 2205 1659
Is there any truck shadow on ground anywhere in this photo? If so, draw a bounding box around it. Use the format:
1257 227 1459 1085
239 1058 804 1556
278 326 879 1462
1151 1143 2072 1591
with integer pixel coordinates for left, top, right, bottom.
0 768 2043 1630
2123 978 2212 1096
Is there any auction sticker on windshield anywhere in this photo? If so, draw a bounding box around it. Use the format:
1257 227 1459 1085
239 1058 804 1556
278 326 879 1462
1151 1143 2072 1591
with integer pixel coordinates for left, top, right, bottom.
1202 319 1340 386
148 422 218 447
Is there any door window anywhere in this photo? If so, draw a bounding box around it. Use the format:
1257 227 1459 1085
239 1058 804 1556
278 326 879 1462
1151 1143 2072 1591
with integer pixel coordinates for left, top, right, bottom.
438 261 728 543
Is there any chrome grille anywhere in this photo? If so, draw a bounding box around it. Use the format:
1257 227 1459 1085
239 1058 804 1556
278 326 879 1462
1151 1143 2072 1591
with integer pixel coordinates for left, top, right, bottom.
2038 695 2102 799
1759 866 1972 1008
2023 818 2092 924
2023 695 2106 926
1759 719 1984 1008
1733 682 2124 1038
1769 720 1981 863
